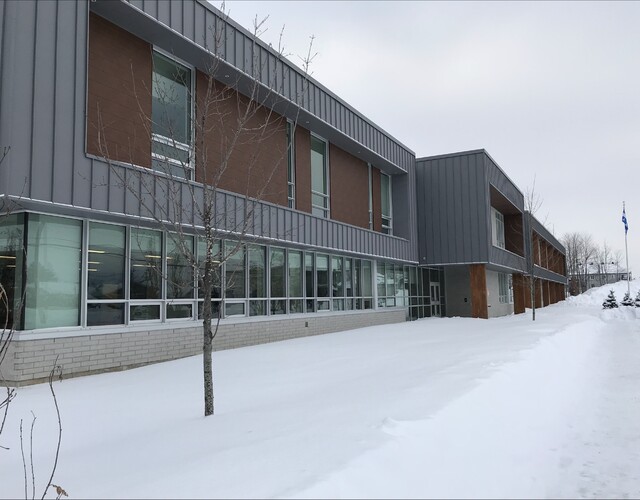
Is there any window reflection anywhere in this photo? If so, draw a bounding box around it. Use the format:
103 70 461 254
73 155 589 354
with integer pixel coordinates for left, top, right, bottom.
130 229 162 300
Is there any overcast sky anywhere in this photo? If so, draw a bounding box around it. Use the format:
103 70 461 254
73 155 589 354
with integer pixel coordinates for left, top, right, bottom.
225 1 640 273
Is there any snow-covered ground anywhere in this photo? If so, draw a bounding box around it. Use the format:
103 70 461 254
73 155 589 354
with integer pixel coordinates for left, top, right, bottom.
2 281 640 499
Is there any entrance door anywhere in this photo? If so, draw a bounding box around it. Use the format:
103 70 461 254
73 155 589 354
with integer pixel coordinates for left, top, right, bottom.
430 282 441 317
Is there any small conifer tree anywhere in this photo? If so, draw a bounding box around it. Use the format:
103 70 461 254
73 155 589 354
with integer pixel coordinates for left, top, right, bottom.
621 292 634 307
634 290 640 308
603 290 619 309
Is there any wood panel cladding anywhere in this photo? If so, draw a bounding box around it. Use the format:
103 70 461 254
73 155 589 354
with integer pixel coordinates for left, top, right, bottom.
469 264 488 319
194 71 287 206
505 214 524 256
329 146 369 229
512 273 526 314
86 13 151 167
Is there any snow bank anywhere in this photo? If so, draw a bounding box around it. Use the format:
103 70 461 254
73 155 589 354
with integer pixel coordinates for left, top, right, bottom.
290 317 605 499
2 283 639 499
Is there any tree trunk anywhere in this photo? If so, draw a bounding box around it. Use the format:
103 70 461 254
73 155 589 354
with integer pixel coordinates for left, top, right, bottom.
203 253 214 417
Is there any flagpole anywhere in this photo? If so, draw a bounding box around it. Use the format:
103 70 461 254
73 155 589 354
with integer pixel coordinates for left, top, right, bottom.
624 201 630 296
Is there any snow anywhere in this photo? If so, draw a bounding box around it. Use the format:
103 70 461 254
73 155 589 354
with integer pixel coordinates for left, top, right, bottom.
3 280 640 499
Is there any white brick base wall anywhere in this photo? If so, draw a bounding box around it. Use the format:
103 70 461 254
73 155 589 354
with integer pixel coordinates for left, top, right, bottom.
4 309 406 386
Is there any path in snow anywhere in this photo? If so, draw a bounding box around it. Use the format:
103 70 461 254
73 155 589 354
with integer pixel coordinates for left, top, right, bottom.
554 309 640 499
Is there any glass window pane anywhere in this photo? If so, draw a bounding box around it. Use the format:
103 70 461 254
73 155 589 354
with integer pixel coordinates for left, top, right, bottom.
225 242 245 299
288 250 303 297
249 300 266 316
167 235 194 299
317 299 330 311
25 214 82 329
289 299 303 313
395 265 404 300
270 299 286 315
152 52 191 144
270 248 286 298
316 254 329 298
152 140 190 164
88 222 125 300
362 260 372 297
310 136 327 195
386 264 395 297
0 213 24 329
225 302 245 317
332 256 343 297
377 262 386 297
353 259 361 297
87 303 125 326
312 193 327 208
381 174 391 217
167 303 192 319
130 228 162 300
345 258 353 297
130 304 160 321
305 253 314 298
249 245 266 298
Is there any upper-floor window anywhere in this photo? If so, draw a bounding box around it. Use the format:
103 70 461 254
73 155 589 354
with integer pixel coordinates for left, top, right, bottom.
311 135 329 218
491 207 505 249
381 173 392 234
287 121 295 209
151 51 192 180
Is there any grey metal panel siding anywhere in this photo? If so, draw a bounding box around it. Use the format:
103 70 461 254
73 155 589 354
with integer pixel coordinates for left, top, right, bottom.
97 0 414 174
52 0 77 206
0 0 7 194
71 158 416 262
489 247 527 272
1 0 36 199
0 0 90 206
533 266 567 284
1 0 415 264
31 0 57 202
416 152 489 266
485 154 524 210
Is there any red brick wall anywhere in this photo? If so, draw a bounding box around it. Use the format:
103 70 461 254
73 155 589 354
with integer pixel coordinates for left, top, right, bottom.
86 13 151 167
194 72 288 206
329 146 369 228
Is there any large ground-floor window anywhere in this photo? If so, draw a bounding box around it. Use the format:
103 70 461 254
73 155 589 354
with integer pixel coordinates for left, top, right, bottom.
3 212 415 331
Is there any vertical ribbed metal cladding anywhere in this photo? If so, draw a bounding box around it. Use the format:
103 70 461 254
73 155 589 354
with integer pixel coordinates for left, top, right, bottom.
484 153 524 210
114 0 414 173
31 0 56 203
0 0 6 196
416 152 490 266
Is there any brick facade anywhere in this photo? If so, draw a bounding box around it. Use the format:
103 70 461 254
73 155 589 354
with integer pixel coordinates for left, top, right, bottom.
7 310 406 386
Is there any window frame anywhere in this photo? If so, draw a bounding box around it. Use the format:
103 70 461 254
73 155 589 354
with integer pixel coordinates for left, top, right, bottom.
380 172 392 235
310 134 330 219
492 207 506 249
151 49 195 181
287 120 296 209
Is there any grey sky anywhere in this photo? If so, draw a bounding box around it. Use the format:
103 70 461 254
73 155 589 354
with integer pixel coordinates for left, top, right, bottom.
225 1 640 273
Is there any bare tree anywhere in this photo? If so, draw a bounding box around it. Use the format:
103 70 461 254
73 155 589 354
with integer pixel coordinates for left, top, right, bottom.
524 179 544 321
94 9 314 416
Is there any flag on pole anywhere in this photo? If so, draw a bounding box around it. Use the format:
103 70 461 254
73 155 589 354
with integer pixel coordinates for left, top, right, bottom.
622 206 628 234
